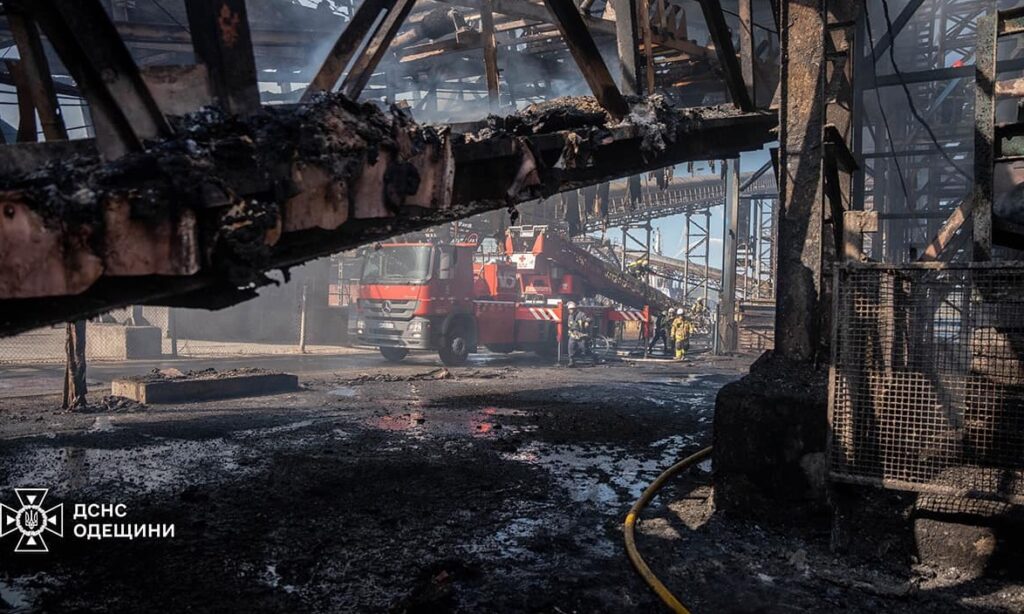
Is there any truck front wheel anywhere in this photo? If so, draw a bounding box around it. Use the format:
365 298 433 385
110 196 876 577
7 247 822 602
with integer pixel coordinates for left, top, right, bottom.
379 346 409 362
439 325 470 366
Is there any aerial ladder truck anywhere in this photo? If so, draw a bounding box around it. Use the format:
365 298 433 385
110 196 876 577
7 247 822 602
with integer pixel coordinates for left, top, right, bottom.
351 226 677 365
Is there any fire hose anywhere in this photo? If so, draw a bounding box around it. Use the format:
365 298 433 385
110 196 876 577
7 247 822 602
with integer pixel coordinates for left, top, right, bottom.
624 446 713 614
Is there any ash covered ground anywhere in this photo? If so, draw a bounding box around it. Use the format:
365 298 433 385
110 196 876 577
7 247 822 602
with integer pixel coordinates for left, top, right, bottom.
0 352 1021 612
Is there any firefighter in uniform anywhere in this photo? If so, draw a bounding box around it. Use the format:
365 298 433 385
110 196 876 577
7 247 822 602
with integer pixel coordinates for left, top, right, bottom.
626 255 649 280
566 301 592 367
671 307 693 361
647 308 671 355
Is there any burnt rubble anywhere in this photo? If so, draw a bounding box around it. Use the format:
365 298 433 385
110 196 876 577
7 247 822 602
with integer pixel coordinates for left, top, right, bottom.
459 95 738 168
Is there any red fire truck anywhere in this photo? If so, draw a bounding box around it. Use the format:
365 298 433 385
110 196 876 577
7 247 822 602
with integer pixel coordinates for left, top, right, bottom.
351 227 670 365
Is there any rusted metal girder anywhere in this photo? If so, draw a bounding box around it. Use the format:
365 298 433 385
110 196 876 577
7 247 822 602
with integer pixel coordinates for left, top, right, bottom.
774 0 861 363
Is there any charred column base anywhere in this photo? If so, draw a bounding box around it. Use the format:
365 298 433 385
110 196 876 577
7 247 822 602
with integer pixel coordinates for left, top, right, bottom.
712 352 829 518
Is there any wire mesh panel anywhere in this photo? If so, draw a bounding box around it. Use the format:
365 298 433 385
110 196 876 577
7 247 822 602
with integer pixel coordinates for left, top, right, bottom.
829 263 1024 504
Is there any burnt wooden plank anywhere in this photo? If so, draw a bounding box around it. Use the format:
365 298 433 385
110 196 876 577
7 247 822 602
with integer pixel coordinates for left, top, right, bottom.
481 0 500 108
6 11 67 141
611 0 640 96
5 60 37 143
340 0 418 100
301 0 394 102
13 0 171 159
185 0 262 116
697 0 754 111
542 0 629 119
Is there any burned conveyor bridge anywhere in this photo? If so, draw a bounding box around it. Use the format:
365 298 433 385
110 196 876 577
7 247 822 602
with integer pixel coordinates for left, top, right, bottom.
0 96 773 336
0 1 775 336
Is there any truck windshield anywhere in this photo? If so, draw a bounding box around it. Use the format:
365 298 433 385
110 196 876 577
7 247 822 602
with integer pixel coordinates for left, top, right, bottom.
361 245 434 284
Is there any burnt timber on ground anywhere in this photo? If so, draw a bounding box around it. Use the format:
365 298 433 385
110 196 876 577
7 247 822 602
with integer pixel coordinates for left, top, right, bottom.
0 96 774 336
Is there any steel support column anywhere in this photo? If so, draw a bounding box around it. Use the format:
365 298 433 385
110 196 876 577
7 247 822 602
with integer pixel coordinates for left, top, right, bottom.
718 158 739 353
775 0 825 361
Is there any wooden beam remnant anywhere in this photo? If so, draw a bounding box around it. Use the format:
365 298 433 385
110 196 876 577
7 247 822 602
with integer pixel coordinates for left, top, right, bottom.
842 210 877 262
697 0 754 111
5 61 37 143
340 0 418 100
6 11 67 141
301 0 395 102
738 0 755 102
13 0 171 159
638 0 656 94
611 0 640 96
185 0 262 116
481 0 500 108
919 198 972 262
542 0 629 120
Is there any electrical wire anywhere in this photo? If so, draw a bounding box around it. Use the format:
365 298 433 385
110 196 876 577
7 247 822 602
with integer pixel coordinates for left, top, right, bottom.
864 3 910 205
878 0 970 180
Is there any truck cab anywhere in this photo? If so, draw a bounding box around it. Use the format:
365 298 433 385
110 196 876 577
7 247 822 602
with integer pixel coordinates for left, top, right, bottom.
353 242 479 365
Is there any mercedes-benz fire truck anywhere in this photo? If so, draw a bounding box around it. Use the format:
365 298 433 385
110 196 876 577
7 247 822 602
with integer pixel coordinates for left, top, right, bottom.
351 227 672 365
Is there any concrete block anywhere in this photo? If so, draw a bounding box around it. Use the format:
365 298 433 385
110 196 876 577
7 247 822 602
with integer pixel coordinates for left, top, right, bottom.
87 324 162 360
112 372 299 404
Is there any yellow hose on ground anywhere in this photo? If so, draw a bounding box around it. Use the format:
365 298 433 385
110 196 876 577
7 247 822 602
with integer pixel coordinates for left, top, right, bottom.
624 446 713 614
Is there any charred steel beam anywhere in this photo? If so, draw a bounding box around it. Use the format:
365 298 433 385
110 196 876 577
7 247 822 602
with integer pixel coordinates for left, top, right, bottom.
541 0 628 120
301 0 395 102
697 0 754 112
340 0 418 100
0 100 774 335
184 0 262 117
13 0 171 159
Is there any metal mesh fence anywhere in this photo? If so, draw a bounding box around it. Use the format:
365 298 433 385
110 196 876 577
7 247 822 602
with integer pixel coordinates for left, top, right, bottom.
0 305 350 366
829 262 1024 504
0 307 173 365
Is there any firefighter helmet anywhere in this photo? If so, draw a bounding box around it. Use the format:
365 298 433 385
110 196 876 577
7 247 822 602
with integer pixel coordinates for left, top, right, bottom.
566 301 577 310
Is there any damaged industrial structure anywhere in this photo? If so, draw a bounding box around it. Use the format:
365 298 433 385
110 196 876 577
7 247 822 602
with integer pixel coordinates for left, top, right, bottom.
0 0 1022 611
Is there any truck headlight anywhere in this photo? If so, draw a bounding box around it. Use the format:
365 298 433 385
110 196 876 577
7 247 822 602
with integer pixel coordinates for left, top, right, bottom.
408 320 425 333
